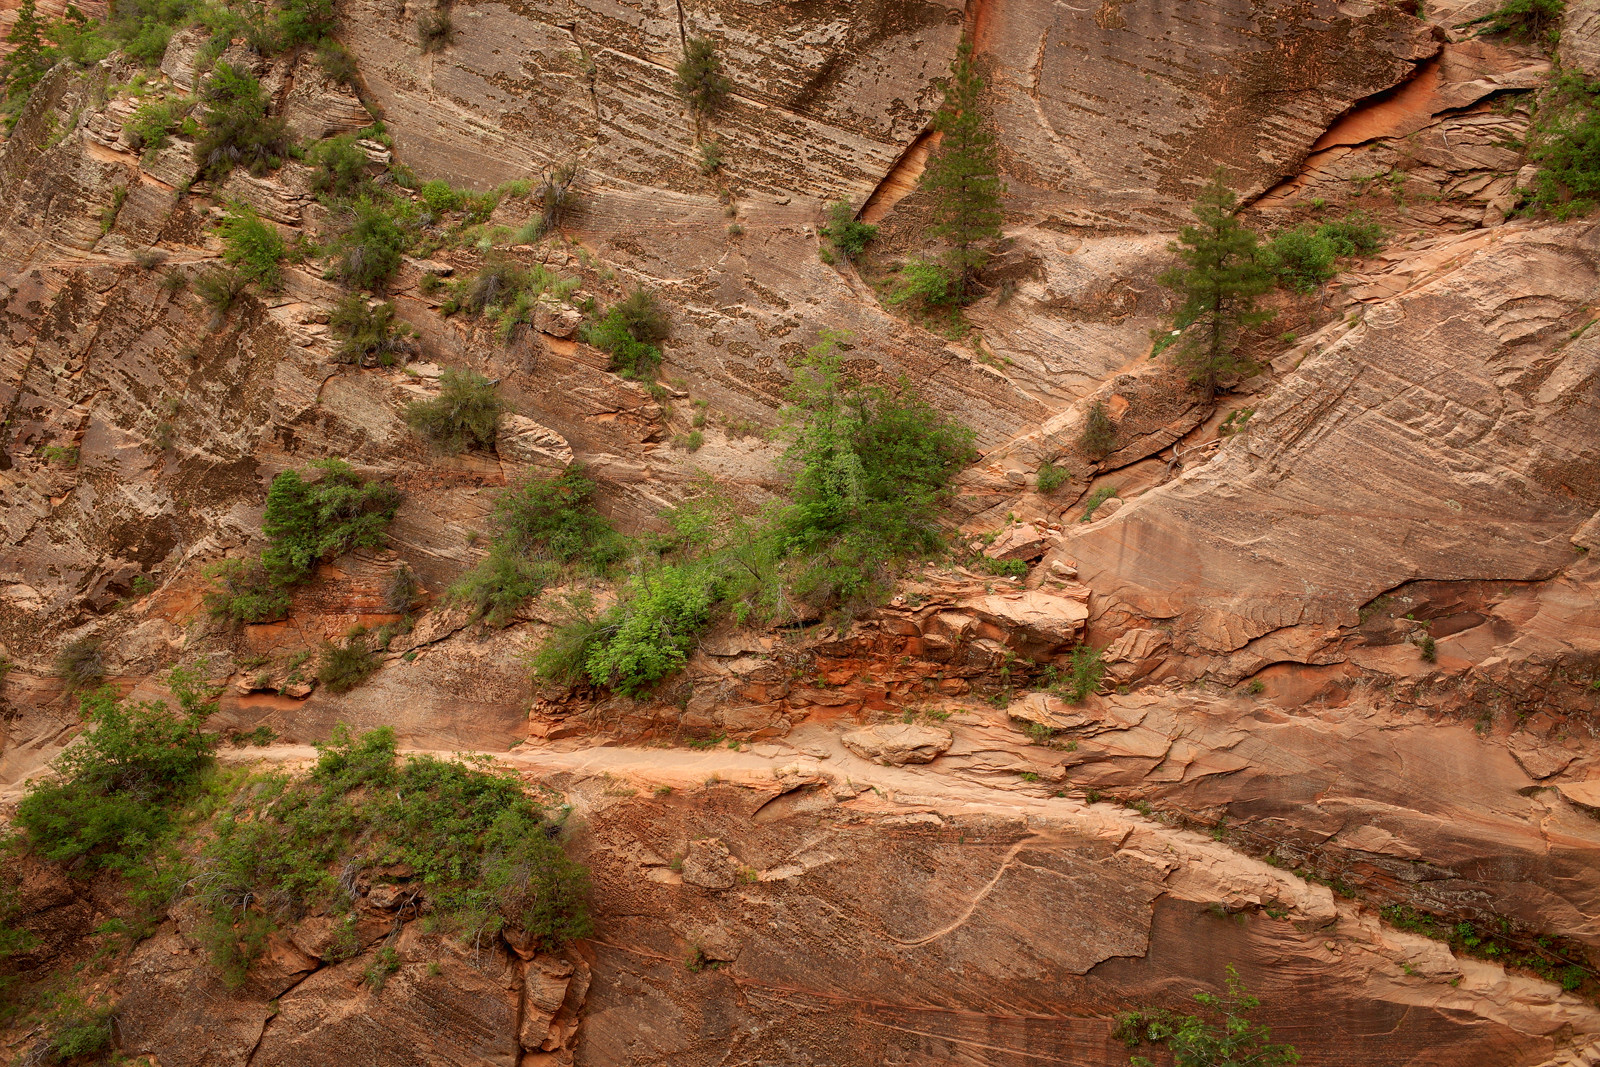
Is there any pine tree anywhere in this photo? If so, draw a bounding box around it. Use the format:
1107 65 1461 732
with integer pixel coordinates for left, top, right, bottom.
1157 170 1275 396
2 0 50 102
922 38 1004 304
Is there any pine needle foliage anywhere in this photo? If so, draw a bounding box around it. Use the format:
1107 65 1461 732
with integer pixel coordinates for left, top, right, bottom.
403 368 503 453
1157 170 1275 395
922 38 1005 303
674 36 731 118
259 459 402 585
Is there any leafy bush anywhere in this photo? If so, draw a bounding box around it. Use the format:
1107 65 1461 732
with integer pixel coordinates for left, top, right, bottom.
582 289 669 378
1315 212 1384 256
202 558 292 623
220 203 286 289
579 565 719 694
202 727 591 948
194 267 249 314
16 671 216 868
1418 633 1438 663
887 257 956 308
674 36 731 117
55 637 104 690
332 199 408 290
316 39 357 84
1523 72 1600 218
275 0 334 49
1079 399 1116 456
820 200 877 263
419 179 464 214
403 368 503 453
1473 0 1565 41
1046 644 1104 703
982 557 1028 578
330 294 416 365
1037 461 1068 494
1263 226 1336 292
417 4 454 51
308 134 369 198
316 628 380 693
259 458 402 585
194 62 290 182
1080 484 1118 521
123 95 191 155
1115 965 1299 1067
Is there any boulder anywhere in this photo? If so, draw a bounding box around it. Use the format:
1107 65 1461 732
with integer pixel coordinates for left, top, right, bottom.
984 523 1051 562
841 723 953 765
957 588 1091 656
495 414 573 474
680 837 737 890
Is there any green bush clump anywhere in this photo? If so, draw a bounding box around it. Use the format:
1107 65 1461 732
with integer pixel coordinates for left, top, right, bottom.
193 266 250 315
1079 399 1116 457
450 467 624 625
441 255 578 340
202 726 591 948
419 178 464 215
308 134 370 198
403 367 503 453
316 627 380 693
674 36 731 117
1469 0 1565 42
202 558 292 623
583 288 670 378
2 0 111 128
316 39 357 84
549 565 719 695
887 257 956 309
1524 72 1600 218
123 94 191 155
259 458 402 585
1263 226 1337 292
1115 965 1299 1067
194 62 290 182
219 203 286 289
1080 484 1118 521
820 200 877 263
1037 461 1068 494
16 670 217 868
332 199 409 290
330 294 416 365
275 0 334 49
1053 645 1104 703
417 4 454 52
102 0 197 64
54 636 104 691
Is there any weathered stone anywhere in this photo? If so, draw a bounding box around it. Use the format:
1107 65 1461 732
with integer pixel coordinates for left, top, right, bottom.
841 723 953 766
984 523 1050 562
679 837 737 890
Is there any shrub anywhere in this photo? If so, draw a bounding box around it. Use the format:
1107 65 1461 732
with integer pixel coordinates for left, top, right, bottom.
1418 633 1438 663
820 200 877 263
582 565 719 694
1115 965 1299 1067
419 179 464 215
450 467 623 625
887 257 956 308
317 628 380 693
1264 226 1336 293
55 637 104 690
1315 212 1384 256
35 995 116 1064
329 294 416 365
308 134 369 198
982 557 1028 578
259 458 402 585
160 267 189 294
384 566 420 612
332 199 408 290
123 95 189 154
194 267 250 316
1473 0 1565 41
1080 484 1117 521
202 558 292 623
403 368 503 453
16 670 216 868
674 36 731 117
1079 399 1116 456
583 289 669 378
275 0 334 49
535 159 580 236
316 39 357 84
1037 461 1068 494
1046 644 1104 703
1524 72 1600 218
193 62 289 182
698 140 724 175
134 246 168 269
417 4 453 52
220 203 286 289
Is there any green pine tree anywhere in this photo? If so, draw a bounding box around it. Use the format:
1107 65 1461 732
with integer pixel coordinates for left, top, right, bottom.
1 0 50 102
1157 169 1275 396
922 38 1004 303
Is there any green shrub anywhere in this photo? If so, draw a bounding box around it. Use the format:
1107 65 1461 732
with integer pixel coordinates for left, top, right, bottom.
1264 226 1337 293
582 565 719 695
698 140 724 175
1042 645 1104 703
1524 72 1600 218
674 36 731 117
1079 399 1116 456
308 134 369 198
583 289 669 378
820 200 877 263
202 558 292 623
330 294 416 365
982 557 1028 578
403 368 503 453
1037 461 1068 494
450 467 623 625
16 671 216 868
276 0 334 48
1115 965 1299 1067
332 199 408 289
887 257 956 308
202 727 591 954
1472 0 1565 41
194 63 289 182
316 39 357 84
419 179 464 215
317 628 380 693
194 267 249 314
1080 484 1117 521
417 4 453 51
1418 633 1438 663
35 994 116 1063
123 95 190 154
1315 212 1384 256
55 637 104 690
259 458 402 585
220 203 286 289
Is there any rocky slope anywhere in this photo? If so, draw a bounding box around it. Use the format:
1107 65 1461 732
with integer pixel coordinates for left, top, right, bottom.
3 0 1600 1062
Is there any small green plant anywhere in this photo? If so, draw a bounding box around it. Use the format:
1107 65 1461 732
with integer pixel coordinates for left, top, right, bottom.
259 459 402 586
332 199 409 290
1079 399 1116 457
675 430 706 452
674 36 732 117
1036 461 1068 493
583 288 670 379
1080 484 1118 521
698 140 724 174
403 368 503 453
1523 72 1600 218
1246 678 1266 695
38 444 79 467
307 133 370 198
194 267 250 316
194 63 289 182
330 294 416 365
317 627 380 693
981 557 1028 578
820 200 877 263
220 202 286 289
54 636 104 691
1418 633 1438 663
1045 645 1104 704
887 257 956 309
1466 0 1565 43
364 943 401 991
417 2 454 51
